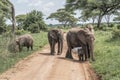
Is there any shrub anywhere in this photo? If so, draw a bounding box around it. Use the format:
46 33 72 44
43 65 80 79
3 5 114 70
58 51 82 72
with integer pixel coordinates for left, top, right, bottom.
112 28 120 39
28 24 40 33
15 29 30 35
116 24 120 29
8 40 19 53
109 23 116 28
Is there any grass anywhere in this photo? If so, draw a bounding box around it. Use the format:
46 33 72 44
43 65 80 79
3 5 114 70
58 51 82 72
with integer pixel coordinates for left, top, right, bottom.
0 31 48 74
92 30 120 80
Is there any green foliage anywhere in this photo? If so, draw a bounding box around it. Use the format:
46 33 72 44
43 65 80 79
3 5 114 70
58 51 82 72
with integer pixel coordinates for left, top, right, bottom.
15 29 30 35
16 14 26 28
0 31 48 73
23 10 47 32
66 0 120 28
112 28 120 39
92 31 120 80
116 24 120 29
28 23 40 33
47 9 78 27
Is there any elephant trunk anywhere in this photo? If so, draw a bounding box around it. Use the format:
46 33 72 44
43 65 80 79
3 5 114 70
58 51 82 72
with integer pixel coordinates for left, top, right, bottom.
89 41 95 61
60 39 63 54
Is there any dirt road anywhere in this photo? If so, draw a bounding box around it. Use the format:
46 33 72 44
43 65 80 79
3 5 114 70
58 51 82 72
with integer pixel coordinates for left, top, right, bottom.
0 34 97 80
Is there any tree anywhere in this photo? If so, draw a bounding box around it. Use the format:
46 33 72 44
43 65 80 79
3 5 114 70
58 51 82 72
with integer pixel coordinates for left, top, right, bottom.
0 0 16 33
16 14 26 29
47 9 78 27
23 10 46 33
66 0 120 28
113 12 120 22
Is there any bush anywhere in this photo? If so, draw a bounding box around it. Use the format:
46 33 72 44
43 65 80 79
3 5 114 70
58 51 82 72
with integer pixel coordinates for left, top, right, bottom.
28 24 40 33
8 40 19 53
109 23 116 28
15 29 30 35
112 28 120 39
116 24 120 29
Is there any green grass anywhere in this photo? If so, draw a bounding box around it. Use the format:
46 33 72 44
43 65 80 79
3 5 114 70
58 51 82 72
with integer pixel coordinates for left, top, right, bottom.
0 31 48 74
92 31 120 80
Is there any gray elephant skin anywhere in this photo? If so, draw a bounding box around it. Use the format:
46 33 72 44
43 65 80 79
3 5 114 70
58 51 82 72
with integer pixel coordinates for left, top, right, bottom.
16 34 33 51
48 29 63 55
66 29 95 61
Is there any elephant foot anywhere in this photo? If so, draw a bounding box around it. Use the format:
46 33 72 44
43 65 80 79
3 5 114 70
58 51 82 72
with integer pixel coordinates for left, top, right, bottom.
92 58 95 61
57 53 61 55
50 53 54 55
65 54 73 59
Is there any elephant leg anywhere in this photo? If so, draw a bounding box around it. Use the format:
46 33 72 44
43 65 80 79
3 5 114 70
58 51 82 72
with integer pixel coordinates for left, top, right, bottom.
78 55 81 61
57 41 60 55
87 44 90 58
27 46 29 51
65 48 73 59
49 40 54 55
49 42 52 54
31 45 33 50
90 48 95 61
83 46 88 61
51 40 56 55
82 54 84 61
19 45 22 52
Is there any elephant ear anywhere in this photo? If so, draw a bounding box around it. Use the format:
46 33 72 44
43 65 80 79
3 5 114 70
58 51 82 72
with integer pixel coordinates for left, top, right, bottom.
77 30 87 45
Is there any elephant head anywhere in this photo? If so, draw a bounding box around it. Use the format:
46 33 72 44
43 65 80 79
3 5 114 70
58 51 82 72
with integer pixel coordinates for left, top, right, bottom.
77 30 95 61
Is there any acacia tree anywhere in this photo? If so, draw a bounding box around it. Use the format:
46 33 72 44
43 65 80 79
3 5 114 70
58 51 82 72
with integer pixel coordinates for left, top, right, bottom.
66 0 120 28
23 10 46 33
0 0 16 33
47 9 78 27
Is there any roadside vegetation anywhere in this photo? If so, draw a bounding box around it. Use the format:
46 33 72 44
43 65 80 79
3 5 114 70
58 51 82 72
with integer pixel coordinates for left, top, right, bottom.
92 28 120 80
0 31 48 73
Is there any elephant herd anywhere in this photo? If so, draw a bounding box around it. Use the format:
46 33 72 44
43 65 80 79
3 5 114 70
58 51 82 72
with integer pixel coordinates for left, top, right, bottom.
48 24 95 61
15 24 95 61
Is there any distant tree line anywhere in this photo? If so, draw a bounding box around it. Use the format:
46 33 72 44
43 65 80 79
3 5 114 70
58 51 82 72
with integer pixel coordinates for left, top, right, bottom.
47 0 120 28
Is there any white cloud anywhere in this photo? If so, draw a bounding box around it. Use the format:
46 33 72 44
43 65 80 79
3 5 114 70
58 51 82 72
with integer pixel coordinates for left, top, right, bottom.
17 0 29 3
28 0 42 7
45 2 55 8
43 2 55 13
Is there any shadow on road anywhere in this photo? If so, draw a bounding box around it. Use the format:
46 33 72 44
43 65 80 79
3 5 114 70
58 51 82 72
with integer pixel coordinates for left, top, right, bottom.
38 53 51 56
57 57 86 63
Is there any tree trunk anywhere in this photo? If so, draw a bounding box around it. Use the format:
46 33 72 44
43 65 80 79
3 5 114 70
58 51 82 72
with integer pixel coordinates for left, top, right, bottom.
11 4 16 33
97 14 103 29
7 0 16 33
92 17 95 25
105 14 111 27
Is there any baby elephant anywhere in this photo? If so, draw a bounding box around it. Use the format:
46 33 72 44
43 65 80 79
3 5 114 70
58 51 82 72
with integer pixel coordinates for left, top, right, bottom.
16 34 33 51
72 47 84 61
77 48 84 61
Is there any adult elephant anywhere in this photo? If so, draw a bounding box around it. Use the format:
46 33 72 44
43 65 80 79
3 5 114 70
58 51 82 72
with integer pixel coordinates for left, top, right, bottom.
48 29 63 55
65 29 95 61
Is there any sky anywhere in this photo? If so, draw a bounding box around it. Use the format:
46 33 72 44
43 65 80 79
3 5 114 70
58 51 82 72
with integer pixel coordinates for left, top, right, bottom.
10 0 66 24
9 0 114 25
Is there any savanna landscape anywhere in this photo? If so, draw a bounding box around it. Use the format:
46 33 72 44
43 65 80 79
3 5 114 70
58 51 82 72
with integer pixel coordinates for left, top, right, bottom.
0 0 120 80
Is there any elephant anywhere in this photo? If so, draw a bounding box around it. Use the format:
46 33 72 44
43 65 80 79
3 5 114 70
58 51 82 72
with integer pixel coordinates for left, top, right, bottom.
16 34 33 51
65 29 95 61
72 47 84 61
48 29 63 55
77 47 84 61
